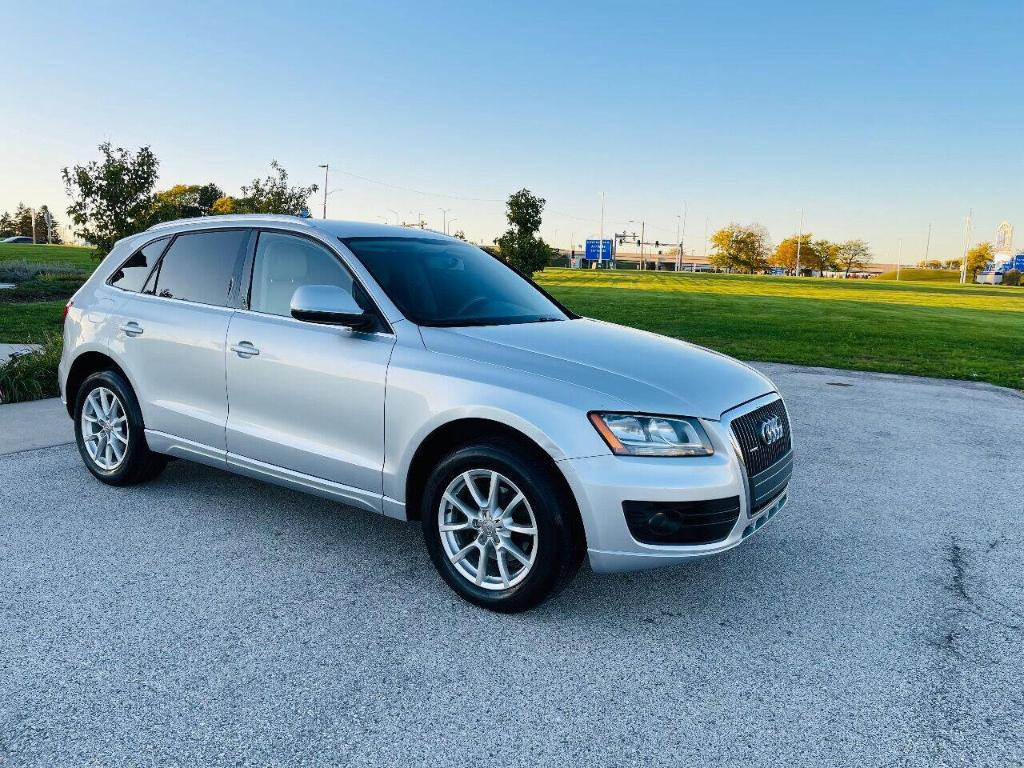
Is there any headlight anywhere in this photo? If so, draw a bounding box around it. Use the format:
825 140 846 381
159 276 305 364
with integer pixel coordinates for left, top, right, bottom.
588 412 714 457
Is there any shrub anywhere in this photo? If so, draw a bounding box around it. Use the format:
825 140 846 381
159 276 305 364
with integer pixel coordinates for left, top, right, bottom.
0 261 89 304
1002 269 1021 286
0 332 63 403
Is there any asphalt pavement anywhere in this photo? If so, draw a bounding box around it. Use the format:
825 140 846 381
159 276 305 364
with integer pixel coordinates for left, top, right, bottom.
1 363 1022 767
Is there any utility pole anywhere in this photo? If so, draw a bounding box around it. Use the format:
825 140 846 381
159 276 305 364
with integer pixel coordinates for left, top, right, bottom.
923 222 932 264
960 210 973 284
794 208 804 276
676 201 687 271
896 239 902 281
640 220 646 270
599 192 605 265
703 217 709 258
676 215 681 268
318 164 329 218
438 208 451 234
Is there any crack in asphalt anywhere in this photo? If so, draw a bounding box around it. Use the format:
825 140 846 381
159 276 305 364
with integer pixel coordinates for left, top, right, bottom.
925 537 1024 766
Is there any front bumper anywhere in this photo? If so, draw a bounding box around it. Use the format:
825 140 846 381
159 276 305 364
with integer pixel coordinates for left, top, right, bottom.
560 394 789 573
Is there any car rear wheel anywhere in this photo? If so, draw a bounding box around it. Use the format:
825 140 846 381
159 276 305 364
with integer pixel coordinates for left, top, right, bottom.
421 439 583 612
74 370 167 486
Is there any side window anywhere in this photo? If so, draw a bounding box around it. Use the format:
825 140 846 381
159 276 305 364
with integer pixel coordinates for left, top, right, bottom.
249 232 355 317
151 230 250 306
109 237 167 292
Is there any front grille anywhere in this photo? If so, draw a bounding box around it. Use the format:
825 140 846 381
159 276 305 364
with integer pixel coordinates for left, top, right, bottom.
730 399 793 512
623 497 741 546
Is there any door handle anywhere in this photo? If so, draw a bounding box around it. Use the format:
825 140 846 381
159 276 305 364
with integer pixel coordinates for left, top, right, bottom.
231 341 260 358
119 321 144 337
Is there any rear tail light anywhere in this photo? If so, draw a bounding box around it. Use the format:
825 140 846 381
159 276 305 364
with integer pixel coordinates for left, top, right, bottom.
63 299 73 321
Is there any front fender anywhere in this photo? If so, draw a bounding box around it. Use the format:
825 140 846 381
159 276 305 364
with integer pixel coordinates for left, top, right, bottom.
382 343 628 506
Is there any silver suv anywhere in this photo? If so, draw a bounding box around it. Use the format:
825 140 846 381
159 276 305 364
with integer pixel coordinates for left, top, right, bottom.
60 215 793 611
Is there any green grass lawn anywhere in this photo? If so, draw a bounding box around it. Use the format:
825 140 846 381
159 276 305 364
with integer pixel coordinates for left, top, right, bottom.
0 244 97 344
0 242 96 269
536 269 1024 390
2 255 1022 391
0 301 67 343
875 268 960 282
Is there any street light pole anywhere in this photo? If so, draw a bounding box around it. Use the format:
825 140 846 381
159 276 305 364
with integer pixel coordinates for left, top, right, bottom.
599 192 605 266
318 164 329 218
960 210 973 284
679 201 687 271
676 215 681 270
640 220 645 270
896 238 902 281
794 208 804 276
438 208 451 234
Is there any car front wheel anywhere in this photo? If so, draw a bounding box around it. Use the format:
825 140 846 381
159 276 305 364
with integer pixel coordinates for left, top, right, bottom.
421 439 583 612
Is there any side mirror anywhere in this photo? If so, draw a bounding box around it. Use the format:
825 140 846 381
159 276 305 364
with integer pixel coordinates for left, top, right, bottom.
290 285 371 329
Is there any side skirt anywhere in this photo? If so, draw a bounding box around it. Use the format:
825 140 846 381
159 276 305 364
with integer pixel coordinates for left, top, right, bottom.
145 429 385 515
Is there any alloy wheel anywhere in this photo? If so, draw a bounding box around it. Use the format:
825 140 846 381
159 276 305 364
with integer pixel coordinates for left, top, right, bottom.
437 469 539 591
81 386 129 471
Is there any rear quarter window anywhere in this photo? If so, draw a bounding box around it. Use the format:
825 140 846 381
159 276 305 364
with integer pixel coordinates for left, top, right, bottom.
109 238 168 293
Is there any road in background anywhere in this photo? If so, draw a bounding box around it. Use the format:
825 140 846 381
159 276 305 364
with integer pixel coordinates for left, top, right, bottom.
1 364 1021 766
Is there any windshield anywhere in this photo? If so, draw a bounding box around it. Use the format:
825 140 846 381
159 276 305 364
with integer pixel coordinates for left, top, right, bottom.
343 237 569 327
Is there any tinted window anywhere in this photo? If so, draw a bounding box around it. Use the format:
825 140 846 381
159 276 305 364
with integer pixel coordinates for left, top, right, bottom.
152 230 250 306
250 232 354 317
110 238 167 292
345 237 567 326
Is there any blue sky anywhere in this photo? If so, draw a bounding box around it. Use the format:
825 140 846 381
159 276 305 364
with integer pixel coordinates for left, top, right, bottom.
1 0 1021 263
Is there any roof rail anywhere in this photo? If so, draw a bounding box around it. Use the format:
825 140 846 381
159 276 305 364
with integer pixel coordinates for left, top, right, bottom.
145 214 317 232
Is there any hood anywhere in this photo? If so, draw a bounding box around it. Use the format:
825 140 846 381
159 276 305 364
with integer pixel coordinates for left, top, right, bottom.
419 318 774 420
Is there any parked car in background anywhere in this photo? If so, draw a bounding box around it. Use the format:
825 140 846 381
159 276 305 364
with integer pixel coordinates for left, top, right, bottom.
58 215 793 611
1 236 34 244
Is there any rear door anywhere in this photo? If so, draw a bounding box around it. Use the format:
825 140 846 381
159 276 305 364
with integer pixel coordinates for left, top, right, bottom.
108 229 252 452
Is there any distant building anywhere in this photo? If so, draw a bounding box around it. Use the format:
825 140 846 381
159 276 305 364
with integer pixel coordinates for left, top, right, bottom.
995 221 1013 256
977 221 1023 283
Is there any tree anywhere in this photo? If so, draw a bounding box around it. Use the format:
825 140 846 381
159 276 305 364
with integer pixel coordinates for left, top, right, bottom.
36 205 62 244
965 242 993 280
834 239 872 277
0 204 61 242
494 188 554 276
14 203 34 239
771 233 813 274
708 223 771 273
62 142 159 256
231 161 317 215
147 183 224 225
452 229 467 241
804 239 838 276
210 196 237 215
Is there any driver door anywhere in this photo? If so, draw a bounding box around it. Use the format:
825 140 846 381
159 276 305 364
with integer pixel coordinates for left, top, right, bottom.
224 231 396 509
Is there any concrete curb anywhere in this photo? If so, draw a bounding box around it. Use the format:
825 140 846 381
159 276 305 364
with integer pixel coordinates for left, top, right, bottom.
0 397 72 456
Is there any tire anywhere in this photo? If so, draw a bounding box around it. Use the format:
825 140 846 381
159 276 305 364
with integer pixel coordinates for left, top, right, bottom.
73 369 167 486
421 439 584 612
